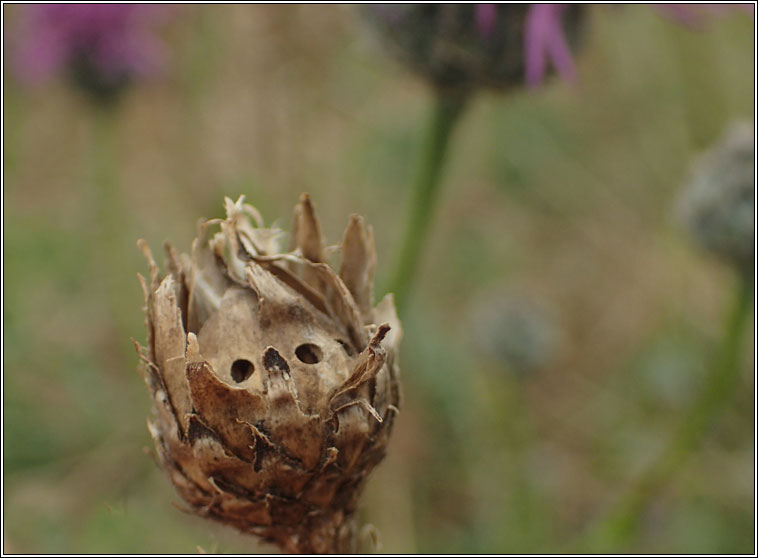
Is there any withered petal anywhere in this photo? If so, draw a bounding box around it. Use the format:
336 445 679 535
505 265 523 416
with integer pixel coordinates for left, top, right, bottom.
339 214 376 320
150 274 192 434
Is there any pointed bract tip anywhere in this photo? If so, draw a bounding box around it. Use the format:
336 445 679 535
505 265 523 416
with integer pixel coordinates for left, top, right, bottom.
372 323 391 347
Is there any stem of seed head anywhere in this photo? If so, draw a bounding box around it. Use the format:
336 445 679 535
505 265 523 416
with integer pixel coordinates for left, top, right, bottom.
387 89 468 313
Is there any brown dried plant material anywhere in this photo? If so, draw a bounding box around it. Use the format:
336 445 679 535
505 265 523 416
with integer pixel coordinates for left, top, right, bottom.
135 194 401 554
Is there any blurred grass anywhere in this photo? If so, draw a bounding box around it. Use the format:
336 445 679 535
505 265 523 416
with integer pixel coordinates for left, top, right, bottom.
3 5 754 554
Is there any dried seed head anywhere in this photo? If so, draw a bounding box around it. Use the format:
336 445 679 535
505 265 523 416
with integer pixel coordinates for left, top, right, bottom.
135 194 401 553
677 122 755 277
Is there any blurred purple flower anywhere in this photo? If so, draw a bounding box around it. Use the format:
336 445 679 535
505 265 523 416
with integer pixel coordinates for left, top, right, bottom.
524 4 576 88
522 3 754 88
13 4 171 96
475 4 498 37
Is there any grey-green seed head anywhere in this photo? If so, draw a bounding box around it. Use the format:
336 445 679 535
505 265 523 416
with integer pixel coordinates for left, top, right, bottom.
677 123 755 276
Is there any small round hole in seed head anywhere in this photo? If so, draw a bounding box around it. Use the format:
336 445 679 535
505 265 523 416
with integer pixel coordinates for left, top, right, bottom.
230 359 255 382
336 339 356 357
295 343 323 364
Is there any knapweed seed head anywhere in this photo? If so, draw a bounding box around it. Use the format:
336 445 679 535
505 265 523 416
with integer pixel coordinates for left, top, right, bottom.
677 122 755 277
361 4 585 95
13 4 171 104
135 194 401 553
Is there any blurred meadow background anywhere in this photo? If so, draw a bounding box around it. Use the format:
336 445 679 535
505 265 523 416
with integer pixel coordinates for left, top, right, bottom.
3 4 755 554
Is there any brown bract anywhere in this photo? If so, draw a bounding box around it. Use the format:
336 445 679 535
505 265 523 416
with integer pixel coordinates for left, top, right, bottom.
134 194 401 553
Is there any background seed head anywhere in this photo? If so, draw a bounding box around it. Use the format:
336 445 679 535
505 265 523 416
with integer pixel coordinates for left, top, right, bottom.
677 122 755 276
135 194 401 553
467 290 559 377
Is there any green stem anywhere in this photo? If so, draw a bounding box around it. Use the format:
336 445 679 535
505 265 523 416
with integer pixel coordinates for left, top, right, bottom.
89 106 133 352
582 275 753 551
91 106 118 237
388 90 468 312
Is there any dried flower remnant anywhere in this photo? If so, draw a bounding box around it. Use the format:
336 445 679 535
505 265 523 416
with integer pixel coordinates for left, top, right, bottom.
13 4 171 103
362 4 585 94
135 194 401 553
677 122 755 276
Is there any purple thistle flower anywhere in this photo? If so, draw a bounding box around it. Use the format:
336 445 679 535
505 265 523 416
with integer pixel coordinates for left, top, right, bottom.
524 4 577 88
13 4 172 101
363 4 586 94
